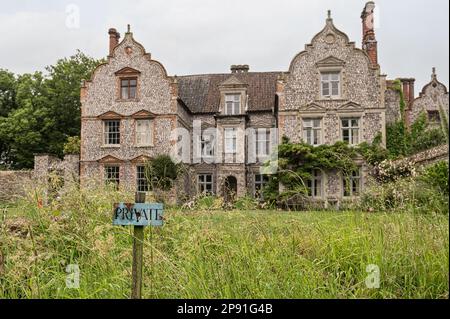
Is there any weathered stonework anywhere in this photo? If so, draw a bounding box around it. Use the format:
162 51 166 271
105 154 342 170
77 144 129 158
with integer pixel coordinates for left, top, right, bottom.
409 69 449 125
25 2 446 207
277 13 386 204
0 171 32 202
393 144 449 168
385 86 402 124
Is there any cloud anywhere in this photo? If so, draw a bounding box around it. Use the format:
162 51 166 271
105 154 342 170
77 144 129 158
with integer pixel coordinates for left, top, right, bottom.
0 0 448 92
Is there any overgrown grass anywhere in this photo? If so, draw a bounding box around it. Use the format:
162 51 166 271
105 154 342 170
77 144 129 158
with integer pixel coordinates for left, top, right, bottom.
0 186 448 299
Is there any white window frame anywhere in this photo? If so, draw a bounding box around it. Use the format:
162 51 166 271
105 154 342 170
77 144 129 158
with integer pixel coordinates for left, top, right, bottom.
321 72 341 98
200 134 215 158
307 169 323 198
224 128 237 154
343 169 361 197
198 174 214 194
256 128 271 158
341 118 360 145
302 118 322 146
225 94 241 115
135 119 153 147
103 120 121 146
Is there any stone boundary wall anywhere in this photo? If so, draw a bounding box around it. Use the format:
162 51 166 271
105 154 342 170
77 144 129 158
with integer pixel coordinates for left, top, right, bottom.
0 171 32 202
394 144 449 167
0 154 81 203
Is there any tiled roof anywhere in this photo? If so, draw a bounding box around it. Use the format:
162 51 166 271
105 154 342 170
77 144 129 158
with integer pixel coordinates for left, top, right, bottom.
177 72 281 114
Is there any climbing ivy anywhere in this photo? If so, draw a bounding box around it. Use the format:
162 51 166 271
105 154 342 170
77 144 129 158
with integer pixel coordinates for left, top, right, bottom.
262 136 387 204
387 112 446 158
386 79 447 158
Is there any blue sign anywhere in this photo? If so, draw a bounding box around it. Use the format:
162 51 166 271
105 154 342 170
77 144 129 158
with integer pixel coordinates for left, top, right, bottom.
113 203 164 227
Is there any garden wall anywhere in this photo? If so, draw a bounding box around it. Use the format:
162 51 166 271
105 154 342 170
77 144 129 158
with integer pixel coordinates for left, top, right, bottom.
394 144 449 167
0 171 32 202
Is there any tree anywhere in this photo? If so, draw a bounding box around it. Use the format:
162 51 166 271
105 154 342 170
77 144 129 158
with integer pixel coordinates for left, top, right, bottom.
63 136 81 155
0 69 17 167
0 51 102 169
45 50 102 139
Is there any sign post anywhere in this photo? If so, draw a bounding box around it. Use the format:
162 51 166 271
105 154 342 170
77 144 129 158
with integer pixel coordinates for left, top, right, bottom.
132 192 145 299
112 192 164 299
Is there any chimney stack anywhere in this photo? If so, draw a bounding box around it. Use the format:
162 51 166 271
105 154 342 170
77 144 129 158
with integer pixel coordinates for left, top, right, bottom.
231 65 250 74
399 78 415 108
361 2 378 67
108 28 121 56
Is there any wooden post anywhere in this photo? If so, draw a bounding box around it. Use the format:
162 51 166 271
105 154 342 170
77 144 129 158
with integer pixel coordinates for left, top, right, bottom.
131 192 145 299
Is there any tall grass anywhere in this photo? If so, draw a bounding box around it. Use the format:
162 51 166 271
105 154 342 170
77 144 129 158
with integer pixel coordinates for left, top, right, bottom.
0 184 448 299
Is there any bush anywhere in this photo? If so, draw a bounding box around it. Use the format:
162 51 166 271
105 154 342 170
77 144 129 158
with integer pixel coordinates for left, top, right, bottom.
63 136 80 155
411 128 446 154
372 159 416 183
420 161 449 196
144 155 179 191
234 195 259 211
181 193 224 211
360 163 449 214
386 112 447 158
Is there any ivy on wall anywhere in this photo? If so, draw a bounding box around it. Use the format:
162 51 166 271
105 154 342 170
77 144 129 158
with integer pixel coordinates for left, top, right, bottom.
386 80 447 158
262 136 387 204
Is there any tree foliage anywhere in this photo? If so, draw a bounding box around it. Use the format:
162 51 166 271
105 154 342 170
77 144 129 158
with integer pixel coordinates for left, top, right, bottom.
63 136 81 155
0 51 102 169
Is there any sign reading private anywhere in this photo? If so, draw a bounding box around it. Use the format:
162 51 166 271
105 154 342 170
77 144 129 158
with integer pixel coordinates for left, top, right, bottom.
113 203 164 227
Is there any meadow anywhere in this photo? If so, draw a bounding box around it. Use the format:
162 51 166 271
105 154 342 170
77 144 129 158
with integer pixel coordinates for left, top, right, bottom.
0 187 448 299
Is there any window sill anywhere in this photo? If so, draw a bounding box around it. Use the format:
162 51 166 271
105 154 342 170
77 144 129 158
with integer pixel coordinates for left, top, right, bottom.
319 97 344 101
115 98 140 103
102 145 121 148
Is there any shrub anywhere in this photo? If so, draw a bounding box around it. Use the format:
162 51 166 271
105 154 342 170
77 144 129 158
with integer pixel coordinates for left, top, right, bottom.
144 155 179 191
420 161 449 196
410 128 446 154
181 193 224 211
234 195 259 211
360 163 449 214
63 136 80 155
372 159 416 183
386 112 447 158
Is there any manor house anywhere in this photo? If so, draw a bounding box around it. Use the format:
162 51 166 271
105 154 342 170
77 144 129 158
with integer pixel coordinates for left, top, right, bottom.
71 2 449 204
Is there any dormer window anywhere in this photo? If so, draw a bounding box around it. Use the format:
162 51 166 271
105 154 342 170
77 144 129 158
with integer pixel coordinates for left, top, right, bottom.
321 72 340 98
225 94 241 115
121 78 137 99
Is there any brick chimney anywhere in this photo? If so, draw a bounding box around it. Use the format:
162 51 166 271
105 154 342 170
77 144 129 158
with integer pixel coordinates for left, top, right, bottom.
108 28 121 56
399 78 415 109
231 65 250 73
361 2 378 67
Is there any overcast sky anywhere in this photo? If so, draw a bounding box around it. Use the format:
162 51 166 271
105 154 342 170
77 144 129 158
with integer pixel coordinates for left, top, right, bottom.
0 0 448 91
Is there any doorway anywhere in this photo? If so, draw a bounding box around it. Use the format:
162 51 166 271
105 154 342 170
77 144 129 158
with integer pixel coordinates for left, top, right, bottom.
223 176 238 203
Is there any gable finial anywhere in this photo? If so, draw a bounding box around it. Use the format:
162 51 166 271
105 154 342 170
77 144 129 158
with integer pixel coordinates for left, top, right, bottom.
327 10 331 19
127 24 131 33
432 67 436 78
